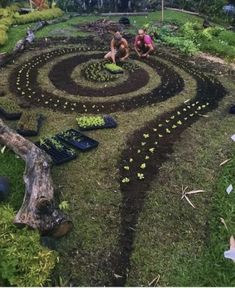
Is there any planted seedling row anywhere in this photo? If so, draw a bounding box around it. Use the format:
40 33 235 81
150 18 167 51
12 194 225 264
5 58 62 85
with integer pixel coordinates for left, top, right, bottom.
10 47 184 114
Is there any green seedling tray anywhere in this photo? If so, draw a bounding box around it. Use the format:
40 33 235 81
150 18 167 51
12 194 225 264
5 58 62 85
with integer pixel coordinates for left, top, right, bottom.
105 63 124 74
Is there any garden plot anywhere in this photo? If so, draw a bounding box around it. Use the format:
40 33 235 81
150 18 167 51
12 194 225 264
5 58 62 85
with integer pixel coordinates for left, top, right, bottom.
1 35 232 286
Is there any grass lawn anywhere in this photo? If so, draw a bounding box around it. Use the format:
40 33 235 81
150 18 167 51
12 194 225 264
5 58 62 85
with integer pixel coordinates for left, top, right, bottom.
0 147 25 210
0 10 235 286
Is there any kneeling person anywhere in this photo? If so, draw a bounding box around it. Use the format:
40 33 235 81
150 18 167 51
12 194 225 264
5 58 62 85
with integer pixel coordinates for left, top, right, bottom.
134 29 155 58
104 31 129 64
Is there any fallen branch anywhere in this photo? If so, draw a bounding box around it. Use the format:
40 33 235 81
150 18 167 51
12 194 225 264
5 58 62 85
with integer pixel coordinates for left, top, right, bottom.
0 119 73 237
181 185 205 208
219 159 231 167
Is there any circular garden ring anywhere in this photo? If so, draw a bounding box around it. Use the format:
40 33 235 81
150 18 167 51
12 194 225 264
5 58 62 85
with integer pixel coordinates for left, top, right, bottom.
10 47 184 114
8 39 227 286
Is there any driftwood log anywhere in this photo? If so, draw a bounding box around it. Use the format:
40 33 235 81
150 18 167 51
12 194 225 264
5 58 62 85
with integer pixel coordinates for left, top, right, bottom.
0 119 73 238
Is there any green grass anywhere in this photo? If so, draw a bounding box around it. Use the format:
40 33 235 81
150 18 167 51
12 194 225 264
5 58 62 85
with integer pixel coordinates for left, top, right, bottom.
35 15 99 38
127 79 235 286
130 10 202 29
0 11 203 54
0 24 28 53
0 12 235 285
0 147 25 210
189 150 235 286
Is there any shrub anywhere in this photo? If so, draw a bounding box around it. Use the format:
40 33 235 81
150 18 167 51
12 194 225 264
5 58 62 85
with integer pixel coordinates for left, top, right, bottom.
205 26 225 37
180 21 201 41
0 205 57 287
0 29 8 45
12 8 63 25
0 24 8 32
199 39 235 60
161 35 199 55
218 30 235 46
200 28 214 41
0 17 13 27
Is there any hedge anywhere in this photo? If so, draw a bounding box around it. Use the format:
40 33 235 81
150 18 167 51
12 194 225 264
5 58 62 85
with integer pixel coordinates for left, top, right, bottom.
12 8 64 25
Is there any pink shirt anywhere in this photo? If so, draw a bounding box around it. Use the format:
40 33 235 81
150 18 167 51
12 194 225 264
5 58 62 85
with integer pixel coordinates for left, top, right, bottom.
135 34 153 46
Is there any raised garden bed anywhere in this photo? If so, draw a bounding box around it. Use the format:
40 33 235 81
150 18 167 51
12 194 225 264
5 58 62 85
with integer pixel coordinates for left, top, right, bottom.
36 136 76 165
56 129 99 151
76 115 117 131
17 112 43 137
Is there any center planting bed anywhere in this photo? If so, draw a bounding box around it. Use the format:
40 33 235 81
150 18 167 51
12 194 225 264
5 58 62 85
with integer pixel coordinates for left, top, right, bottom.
5 36 231 286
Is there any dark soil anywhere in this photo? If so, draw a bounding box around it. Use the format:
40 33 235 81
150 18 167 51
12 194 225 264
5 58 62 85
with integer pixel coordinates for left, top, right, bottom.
7 37 227 286
49 53 150 97
9 47 184 113
109 50 227 287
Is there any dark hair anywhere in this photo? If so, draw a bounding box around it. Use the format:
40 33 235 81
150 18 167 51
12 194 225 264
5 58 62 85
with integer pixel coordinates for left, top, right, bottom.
114 32 122 41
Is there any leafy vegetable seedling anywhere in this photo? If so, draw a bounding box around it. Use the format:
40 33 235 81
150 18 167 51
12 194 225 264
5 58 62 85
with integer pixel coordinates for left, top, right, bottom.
105 63 124 74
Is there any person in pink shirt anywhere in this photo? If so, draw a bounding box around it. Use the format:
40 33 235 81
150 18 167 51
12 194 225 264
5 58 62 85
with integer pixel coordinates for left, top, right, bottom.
134 29 155 58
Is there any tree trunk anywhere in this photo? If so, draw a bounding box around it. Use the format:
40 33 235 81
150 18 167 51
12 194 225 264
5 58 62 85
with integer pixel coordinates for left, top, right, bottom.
0 119 73 238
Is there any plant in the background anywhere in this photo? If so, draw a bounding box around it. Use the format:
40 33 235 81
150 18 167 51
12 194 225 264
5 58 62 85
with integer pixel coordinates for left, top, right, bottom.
161 35 199 55
59 200 70 211
0 205 57 286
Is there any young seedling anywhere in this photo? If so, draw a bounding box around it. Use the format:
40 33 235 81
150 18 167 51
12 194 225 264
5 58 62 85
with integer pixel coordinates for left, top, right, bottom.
137 173 144 180
122 177 130 183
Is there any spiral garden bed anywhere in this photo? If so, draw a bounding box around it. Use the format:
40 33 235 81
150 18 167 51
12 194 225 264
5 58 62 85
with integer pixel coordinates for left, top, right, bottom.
2 34 232 286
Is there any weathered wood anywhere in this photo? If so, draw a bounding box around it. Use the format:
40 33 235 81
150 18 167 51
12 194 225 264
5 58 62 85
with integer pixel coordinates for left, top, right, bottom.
101 12 148 16
0 119 73 238
165 7 200 16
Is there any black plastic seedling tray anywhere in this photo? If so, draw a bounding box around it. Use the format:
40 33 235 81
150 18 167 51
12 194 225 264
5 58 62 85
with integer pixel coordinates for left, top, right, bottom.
78 115 117 131
56 129 99 151
17 115 43 137
229 105 235 114
0 107 22 120
36 137 76 165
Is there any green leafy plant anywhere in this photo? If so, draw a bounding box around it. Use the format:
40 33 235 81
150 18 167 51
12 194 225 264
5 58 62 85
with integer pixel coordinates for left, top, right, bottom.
105 63 123 73
0 29 8 45
59 201 69 211
12 8 63 25
0 205 57 286
76 115 105 129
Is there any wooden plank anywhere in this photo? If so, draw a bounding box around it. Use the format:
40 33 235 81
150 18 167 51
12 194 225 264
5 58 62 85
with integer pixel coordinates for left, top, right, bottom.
101 12 148 16
165 7 200 16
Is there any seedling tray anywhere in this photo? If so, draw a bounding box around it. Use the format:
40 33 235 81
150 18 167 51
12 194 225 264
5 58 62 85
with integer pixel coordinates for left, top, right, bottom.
35 137 76 165
229 105 235 114
78 115 117 131
105 63 124 74
17 115 43 137
0 107 22 120
56 129 99 151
